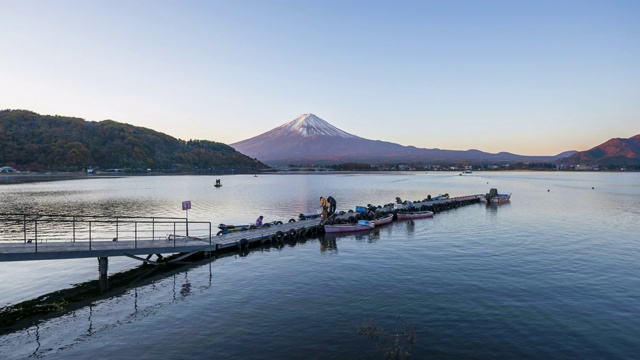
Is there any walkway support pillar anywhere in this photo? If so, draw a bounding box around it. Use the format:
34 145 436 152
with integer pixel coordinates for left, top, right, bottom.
98 256 109 292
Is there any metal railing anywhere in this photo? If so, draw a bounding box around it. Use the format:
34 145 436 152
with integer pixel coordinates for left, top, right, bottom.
0 213 212 252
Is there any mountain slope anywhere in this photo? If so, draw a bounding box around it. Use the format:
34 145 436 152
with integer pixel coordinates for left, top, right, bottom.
0 110 267 172
556 135 640 167
231 114 572 165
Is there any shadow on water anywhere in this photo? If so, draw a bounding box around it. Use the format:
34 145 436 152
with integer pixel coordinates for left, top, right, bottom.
0 232 327 336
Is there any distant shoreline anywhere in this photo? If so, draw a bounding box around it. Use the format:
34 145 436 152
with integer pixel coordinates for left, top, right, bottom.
0 173 120 185
2 169 635 185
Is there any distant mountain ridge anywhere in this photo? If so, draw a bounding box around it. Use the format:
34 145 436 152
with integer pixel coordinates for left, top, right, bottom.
0 110 267 172
231 114 574 166
556 135 640 167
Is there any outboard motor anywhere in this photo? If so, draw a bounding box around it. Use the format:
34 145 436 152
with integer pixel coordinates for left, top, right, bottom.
396 197 403 204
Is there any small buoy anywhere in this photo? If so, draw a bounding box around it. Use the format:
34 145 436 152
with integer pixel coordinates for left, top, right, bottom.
592 187 595 189
547 189 550 192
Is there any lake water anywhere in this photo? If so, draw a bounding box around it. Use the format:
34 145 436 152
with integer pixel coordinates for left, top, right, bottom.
0 172 639 359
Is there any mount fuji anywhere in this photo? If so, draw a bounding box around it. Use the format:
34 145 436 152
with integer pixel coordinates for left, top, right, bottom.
231 114 570 166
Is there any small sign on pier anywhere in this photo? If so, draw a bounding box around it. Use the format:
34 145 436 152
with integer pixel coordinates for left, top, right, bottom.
182 201 191 235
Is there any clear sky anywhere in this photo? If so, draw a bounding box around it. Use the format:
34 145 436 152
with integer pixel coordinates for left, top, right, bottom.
1 0 638 156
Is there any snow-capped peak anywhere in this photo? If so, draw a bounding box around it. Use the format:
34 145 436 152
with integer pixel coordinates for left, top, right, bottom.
271 114 358 138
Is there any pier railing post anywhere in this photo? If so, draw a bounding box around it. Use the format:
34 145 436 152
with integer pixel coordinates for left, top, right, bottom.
116 217 119 240
89 221 92 251
23 214 26 243
209 223 212 245
135 222 138 249
152 217 155 240
73 216 76 242
34 220 38 253
173 222 176 247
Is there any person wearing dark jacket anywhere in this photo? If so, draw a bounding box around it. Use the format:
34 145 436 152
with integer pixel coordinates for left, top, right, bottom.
327 196 336 216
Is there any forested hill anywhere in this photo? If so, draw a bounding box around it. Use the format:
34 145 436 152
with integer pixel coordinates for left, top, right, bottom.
0 110 268 172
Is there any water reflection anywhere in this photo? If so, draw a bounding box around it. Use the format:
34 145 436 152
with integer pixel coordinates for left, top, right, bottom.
87 304 93 336
1 262 211 359
484 202 511 215
28 323 40 358
180 273 192 297
404 220 415 235
368 230 380 243
319 235 338 254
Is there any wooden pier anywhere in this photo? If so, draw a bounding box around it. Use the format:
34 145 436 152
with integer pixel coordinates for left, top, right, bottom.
0 194 484 280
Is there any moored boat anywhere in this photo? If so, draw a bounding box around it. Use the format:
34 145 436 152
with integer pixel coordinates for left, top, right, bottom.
483 188 511 205
370 214 394 227
490 193 511 204
396 211 434 220
324 220 375 233
298 212 322 220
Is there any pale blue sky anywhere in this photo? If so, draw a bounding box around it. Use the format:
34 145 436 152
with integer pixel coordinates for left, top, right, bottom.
1 0 638 155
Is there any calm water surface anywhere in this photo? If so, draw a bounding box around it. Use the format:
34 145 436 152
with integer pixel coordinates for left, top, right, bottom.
0 172 639 359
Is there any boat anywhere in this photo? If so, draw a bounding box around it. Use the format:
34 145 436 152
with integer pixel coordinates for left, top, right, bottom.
431 194 449 200
483 188 511 205
216 223 254 235
214 179 222 187
324 220 375 233
370 214 394 227
489 193 511 204
298 212 322 220
396 211 434 220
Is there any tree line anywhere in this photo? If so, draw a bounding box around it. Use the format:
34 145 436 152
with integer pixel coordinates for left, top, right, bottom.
0 110 268 172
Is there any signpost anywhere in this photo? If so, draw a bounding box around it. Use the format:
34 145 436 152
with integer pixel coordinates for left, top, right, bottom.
182 201 191 236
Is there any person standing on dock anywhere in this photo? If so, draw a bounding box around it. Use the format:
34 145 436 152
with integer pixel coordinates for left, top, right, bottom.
327 196 336 216
320 196 329 220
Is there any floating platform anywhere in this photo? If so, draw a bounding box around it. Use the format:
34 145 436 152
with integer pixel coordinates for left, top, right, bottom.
0 194 484 265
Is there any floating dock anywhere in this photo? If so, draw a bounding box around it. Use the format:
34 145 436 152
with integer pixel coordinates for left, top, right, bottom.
0 194 484 281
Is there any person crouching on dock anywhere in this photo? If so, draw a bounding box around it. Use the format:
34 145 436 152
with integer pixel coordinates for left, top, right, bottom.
320 197 329 220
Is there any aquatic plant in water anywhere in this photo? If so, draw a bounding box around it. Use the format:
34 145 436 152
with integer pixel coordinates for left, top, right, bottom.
357 317 416 360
